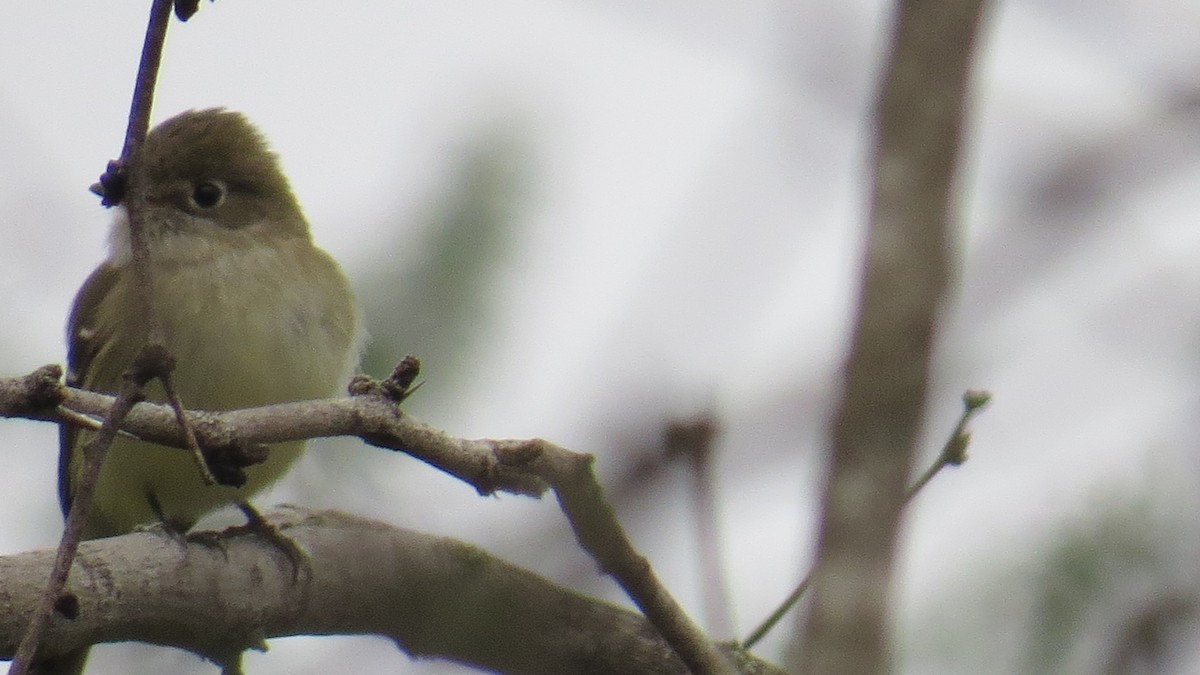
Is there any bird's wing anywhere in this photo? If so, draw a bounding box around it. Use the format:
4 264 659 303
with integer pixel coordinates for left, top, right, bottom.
58 263 121 515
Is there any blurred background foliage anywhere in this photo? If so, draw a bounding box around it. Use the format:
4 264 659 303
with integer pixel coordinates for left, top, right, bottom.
358 123 531 407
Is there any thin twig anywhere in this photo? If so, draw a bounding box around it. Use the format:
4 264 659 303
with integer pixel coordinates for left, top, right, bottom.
121 3 170 344
114 0 212 523
797 1 991 671
666 413 736 639
120 5 170 174
9 2 177 672
508 440 735 675
361 374 734 674
740 390 990 650
743 573 814 652
903 390 990 502
350 369 734 667
161 372 217 486
9 364 152 673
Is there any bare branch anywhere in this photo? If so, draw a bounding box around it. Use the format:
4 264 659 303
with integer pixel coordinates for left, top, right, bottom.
741 391 989 650
665 413 735 639
10 344 170 673
0 509 783 675
15 1 182 671
798 1 992 673
1 369 734 674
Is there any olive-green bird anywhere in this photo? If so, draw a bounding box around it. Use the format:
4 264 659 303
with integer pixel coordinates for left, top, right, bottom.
39 109 361 674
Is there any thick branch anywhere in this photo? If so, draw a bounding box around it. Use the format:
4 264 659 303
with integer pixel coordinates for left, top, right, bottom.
0 509 778 674
798 0 991 673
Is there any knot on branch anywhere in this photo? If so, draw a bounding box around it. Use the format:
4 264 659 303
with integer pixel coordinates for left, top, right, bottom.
90 159 127 207
348 356 422 403
23 365 66 411
494 439 544 467
174 0 203 21
465 439 548 497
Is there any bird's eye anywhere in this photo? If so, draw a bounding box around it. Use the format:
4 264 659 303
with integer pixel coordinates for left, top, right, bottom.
190 181 226 209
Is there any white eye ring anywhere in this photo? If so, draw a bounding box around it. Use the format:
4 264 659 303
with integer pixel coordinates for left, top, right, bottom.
189 180 227 209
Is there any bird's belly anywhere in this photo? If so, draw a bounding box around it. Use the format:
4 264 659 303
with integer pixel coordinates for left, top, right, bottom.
82 265 348 538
